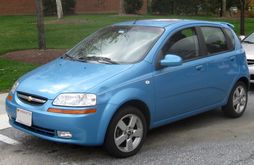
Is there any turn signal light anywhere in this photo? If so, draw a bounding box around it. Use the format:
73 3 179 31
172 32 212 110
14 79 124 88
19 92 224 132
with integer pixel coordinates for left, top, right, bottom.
47 108 96 114
7 94 12 101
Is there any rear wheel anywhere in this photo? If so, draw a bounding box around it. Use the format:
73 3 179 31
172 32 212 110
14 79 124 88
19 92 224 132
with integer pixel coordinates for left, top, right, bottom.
104 106 147 158
222 81 248 118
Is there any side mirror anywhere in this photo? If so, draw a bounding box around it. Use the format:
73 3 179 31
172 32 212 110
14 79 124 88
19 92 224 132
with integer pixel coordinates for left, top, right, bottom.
239 35 246 41
160 54 183 67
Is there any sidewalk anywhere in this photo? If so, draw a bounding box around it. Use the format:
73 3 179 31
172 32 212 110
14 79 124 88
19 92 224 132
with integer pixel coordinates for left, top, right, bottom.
0 93 11 130
0 93 8 114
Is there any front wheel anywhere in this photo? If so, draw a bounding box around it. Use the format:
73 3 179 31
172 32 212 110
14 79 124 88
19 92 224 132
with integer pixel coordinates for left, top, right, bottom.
104 106 147 158
222 81 248 118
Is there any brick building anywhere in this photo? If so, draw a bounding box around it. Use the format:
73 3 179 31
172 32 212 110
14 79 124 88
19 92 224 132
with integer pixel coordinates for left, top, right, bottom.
0 0 147 15
0 0 36 15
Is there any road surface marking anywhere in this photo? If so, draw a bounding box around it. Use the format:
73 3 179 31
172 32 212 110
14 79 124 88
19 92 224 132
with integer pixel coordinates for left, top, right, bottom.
0 114 11 130
0 134 19 145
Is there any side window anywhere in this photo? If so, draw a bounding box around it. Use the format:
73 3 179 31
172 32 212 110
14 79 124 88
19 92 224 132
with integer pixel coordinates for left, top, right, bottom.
200 27 228 54
162 28 199 61
224 28 235 50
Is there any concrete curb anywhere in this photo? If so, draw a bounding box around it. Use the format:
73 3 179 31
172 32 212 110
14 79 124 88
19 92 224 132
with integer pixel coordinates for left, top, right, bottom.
0 93 8 114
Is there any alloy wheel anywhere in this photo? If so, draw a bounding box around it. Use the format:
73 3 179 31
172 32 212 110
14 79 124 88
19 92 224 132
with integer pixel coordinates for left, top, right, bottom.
114 114 143 153
232 85 247 114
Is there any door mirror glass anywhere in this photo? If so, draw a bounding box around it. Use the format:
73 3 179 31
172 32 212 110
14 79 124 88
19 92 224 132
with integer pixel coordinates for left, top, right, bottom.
160 54 183 67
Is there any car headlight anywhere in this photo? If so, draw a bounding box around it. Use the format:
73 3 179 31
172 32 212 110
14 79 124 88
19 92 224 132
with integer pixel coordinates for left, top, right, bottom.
53 93 96 107
10 81 19 94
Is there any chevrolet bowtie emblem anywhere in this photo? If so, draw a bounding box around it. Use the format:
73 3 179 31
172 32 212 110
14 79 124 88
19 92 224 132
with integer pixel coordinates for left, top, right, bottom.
27 96 33 102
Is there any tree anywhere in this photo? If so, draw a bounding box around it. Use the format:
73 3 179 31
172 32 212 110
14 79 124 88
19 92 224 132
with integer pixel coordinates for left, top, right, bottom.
222 0 227 17
35 0 46 50
240 0 245 35
56 0 63 19
119 0 125 15
43 0 76 16
124 0 143 14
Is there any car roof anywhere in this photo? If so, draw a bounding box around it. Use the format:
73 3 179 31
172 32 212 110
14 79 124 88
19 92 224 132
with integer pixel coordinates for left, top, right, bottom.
113 19 233 29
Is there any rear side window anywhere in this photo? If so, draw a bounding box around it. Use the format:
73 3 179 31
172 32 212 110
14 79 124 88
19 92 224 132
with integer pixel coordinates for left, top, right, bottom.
200 27 228 54
224 28 235 50
162 28 199 61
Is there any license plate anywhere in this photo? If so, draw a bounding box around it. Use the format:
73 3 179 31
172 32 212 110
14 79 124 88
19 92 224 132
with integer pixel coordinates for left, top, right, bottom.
16 108 32 127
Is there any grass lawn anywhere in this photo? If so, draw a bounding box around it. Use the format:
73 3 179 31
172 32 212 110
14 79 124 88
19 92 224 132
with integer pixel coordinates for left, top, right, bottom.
0 14 254 92
0 59 37 92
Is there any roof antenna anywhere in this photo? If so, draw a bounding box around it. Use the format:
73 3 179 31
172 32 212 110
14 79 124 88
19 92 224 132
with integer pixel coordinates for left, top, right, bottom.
133 20 137 24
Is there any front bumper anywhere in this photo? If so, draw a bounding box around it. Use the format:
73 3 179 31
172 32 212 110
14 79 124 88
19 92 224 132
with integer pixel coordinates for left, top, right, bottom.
5 93 106 146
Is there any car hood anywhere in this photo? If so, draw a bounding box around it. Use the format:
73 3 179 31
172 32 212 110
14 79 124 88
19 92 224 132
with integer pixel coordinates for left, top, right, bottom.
242 43 254 60
17 58 132 99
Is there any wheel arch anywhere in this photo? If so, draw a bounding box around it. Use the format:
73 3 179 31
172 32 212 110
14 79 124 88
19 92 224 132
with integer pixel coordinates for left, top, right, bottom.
116 99 151 128
222 76 249 118
102 99 151 146
224 76 249 105
237 76 250 89
97 88 154 145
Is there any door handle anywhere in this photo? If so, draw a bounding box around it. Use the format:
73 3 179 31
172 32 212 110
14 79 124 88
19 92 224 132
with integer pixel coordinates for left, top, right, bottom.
229 56 236 62
195 65 203 71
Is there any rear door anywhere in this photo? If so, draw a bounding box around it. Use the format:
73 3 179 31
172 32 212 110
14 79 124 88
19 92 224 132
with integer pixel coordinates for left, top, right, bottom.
198 26 238 105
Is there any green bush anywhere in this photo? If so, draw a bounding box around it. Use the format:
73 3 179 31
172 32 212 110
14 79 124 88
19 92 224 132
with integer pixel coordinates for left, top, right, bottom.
151 0 221 16
124 0 143 14
43 0 76 16
151 0 173 15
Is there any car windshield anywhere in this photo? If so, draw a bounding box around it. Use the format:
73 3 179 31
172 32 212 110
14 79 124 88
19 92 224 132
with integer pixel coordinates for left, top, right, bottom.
66 26 164 64
243 33 254 44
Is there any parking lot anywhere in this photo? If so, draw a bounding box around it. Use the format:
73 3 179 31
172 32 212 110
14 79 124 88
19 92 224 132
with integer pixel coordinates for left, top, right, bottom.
0 86 253 165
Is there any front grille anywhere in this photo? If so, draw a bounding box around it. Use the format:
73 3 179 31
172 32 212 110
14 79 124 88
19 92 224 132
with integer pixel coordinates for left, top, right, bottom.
247 59 254 65
12 118 55 137
17 92 47 106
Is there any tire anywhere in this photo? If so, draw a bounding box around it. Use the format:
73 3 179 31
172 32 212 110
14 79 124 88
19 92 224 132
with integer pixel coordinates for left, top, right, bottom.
104 106 147 158
222 81 248 118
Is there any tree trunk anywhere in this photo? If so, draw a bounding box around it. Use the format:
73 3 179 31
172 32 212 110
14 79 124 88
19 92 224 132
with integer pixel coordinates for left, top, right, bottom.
56 0 63 19
240 0 245 35
222 0 226 17
171 1 175 15
119 0 125 15
219 0 223 17
35 0 46 50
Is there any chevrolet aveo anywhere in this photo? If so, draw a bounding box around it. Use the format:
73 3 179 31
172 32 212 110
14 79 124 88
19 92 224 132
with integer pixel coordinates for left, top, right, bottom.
6 19 249 157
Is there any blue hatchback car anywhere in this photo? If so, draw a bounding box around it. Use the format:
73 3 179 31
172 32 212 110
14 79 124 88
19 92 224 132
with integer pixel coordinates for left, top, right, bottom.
6 19 249 157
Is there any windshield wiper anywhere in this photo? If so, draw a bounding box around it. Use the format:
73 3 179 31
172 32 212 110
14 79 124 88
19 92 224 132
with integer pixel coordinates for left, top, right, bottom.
243 40 254 44
63 53 76 60
77 56 118 64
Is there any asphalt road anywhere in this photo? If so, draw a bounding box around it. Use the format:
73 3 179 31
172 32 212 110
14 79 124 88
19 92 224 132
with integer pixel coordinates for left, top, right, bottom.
0 86 253 165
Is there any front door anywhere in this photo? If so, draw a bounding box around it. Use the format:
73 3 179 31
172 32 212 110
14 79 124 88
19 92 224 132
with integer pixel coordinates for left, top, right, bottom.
153 27 209 122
